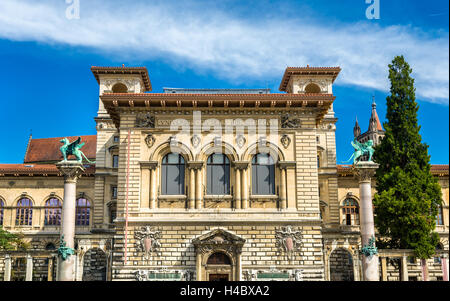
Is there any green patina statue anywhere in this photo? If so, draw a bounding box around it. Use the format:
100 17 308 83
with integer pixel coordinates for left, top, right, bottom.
344 138 374 165
361 235 378 257
59 137 95 164
57 235 75 261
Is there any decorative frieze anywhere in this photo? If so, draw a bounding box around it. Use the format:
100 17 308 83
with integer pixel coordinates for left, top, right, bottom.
135 113 155 128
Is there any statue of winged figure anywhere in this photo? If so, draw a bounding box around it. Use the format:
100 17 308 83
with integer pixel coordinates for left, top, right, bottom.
343 138 374 165
59 137 95 163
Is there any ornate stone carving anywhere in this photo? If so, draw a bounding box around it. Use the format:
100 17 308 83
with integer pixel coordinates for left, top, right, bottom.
242 270 256 281
275 226 303 260
144 134 156 148
191 134 201 148
192 228 245 255
136 113 155 128
236 134 246 149
352 162 379 183
280 134 291 149
134 226 162 259
360 235 378 257
281 113 301 129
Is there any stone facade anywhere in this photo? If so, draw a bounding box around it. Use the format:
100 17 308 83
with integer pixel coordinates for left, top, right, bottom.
0 66 448 281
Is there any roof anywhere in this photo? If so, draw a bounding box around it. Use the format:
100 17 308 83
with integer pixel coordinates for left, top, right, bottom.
163 88 271 94
337 164 448 176
100 92 335 128
0 164 95 176
24 135 97 163
91 66 152 92
279 66 341 92
370 104 383 131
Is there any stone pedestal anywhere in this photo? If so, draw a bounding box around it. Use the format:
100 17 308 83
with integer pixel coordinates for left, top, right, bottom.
353 162 379 281
56 161 85 281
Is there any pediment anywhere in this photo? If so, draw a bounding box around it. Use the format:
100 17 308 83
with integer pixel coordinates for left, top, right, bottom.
192 228 245 246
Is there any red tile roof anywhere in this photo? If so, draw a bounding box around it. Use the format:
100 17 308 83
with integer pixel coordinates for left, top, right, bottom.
24 135 97 163
279 66 341 92
0 164 95 176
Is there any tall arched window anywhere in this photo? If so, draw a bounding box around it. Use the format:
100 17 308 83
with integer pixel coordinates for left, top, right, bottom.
0 199 4 226
206 153 230 195
44 198 62 226
16 198 33 226
342 198 359 225
252 153 275 195
76 198 91 226
161 153 185 195
436 204 444 225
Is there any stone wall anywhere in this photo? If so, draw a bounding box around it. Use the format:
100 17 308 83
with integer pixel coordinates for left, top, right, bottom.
111 223 324 281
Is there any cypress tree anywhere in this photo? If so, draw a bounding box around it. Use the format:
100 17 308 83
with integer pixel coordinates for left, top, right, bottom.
373 55 442 259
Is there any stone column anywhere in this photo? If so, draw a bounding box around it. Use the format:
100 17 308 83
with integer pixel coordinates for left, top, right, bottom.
47 257 54 281
148 162 158 209
195 168 203 209
401 256 409 281
353 162 379 281
279 167 287 210
25 254 33 281
236 251 242 281
196 252 202 281
188 168 196 209
380 257 387 281
234 168 241 209
56 161 85 281
442 257 448 281
4 254 11 281
421 259 428 281
241 168 249 209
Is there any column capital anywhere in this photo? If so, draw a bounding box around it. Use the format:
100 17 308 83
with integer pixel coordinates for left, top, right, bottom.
56 161 86 183
233 161 249 170
277 161 296 170
139 161 158 170
187 161 204 170
352 162 379 183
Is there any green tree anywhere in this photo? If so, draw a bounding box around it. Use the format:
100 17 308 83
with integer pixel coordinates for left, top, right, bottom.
0 226 28 251
373 55 442 259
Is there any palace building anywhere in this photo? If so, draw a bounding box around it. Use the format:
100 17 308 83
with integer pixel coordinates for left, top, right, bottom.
0 66 448 281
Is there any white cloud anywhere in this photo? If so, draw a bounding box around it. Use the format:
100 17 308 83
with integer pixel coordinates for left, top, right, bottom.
0 0 448 103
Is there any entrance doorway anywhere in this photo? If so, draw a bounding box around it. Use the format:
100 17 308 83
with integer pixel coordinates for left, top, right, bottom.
209 274 229 281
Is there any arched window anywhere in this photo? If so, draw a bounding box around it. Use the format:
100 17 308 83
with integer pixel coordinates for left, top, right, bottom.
207 252 231 265
112 83 128 93
206 153 230 195
16 198 33 226
0 199 4 226
44 198 62 226
305 83 321 93
76 198 91 226
342 198 359 225
45 243 56 250
436 204 444 225
252 153 275 195
161 153 185 195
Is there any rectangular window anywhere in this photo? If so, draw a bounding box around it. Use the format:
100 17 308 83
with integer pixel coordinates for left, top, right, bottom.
112 186 118 199
112 155 119 168
113 136 119 143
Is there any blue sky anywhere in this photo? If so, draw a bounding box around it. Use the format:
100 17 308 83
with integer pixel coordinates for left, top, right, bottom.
0 0 448 163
